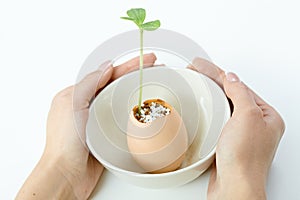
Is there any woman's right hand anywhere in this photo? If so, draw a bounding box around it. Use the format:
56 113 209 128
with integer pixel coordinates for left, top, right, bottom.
188 58 285 200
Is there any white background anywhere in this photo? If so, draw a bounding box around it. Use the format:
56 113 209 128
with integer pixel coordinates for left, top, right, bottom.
1 0 299 199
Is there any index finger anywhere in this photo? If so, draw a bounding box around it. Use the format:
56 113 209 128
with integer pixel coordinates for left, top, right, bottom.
111 53 157 81
73 63 113 110
187 57 225 89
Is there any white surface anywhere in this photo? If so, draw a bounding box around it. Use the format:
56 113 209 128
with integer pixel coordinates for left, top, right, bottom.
0 0 299 199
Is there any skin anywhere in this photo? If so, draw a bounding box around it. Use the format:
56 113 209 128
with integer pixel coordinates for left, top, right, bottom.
16 53 157 200
188 58 285 200
16 54 285 200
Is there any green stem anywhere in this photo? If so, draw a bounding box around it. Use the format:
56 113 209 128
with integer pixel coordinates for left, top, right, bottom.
138 28 144 114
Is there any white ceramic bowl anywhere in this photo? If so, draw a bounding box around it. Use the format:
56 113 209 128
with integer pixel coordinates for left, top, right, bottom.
86 67 230 188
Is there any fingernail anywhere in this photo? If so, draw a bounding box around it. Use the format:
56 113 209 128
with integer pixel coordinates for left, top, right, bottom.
146 52 155 56
98 60 112 71
146 53 157 60
226 72 240 82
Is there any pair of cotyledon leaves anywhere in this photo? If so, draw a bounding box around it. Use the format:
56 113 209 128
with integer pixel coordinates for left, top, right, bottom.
121 8 160 31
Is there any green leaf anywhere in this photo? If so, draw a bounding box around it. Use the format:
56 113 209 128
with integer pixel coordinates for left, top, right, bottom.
127 8 146 26
141 20 161 31
120 16 134 21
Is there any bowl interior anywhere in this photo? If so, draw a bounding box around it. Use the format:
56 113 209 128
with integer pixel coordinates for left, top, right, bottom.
86 67 230 173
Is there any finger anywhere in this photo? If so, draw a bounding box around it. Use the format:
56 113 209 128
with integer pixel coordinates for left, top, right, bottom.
225 73 285 134
187 57 225 89
223 72 258 112
111 53 157 80
73 65 113 109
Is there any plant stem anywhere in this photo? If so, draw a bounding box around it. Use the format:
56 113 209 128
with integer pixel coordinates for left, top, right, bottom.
138 28 144 114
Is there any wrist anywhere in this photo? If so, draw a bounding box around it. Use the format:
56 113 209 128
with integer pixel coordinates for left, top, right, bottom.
16 154 77 199
41 151 85 199
220 174 266 200
43 150 99 200
41 156 77 199
216 171 267 200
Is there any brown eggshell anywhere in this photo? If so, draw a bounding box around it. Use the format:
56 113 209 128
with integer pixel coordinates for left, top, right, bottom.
127 99 188 173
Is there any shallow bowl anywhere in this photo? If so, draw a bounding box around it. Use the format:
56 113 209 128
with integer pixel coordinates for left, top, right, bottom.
86 67 230 188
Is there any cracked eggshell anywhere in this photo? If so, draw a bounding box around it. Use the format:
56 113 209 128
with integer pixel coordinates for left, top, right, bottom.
126 99 188 174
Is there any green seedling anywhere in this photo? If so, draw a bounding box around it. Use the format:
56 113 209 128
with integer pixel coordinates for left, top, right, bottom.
121 8 160 114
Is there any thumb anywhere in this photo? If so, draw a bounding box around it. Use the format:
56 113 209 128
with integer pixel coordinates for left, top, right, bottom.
223 72 257 112
73 63 113 110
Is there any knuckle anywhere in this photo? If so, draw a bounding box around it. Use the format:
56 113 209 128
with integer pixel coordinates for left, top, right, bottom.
244 106 263 118
52 86 74 105
280 123 285 137
268 105 286 136
277 115 286 136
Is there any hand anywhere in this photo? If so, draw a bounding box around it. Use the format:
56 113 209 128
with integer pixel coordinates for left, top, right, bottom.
16 53 157 200
188 58 285 200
